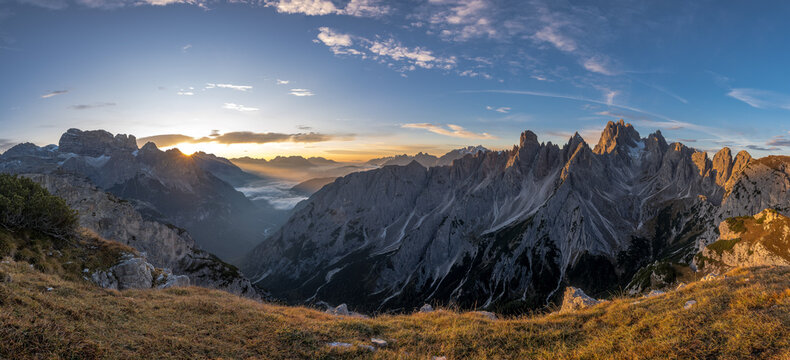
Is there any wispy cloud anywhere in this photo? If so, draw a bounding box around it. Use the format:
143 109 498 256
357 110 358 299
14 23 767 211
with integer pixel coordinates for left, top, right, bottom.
289 88 314 96
206 83 253 91
402 123 496 139
727 88 790 110
181 44 192 52
276 79 290 85
0 138 16 152
223 103 259 112
465 89 719 136
69 102 116 110
767 135 790 147
41 90 68 99
533 24 576 52
315 27 455 72
604 90 618 105
631 77 688 104
138 130 350 147
486 105 510 113
421 0 497 41
265 0 389 17
582 56 618 76
177 87 195 96
746 144 780 152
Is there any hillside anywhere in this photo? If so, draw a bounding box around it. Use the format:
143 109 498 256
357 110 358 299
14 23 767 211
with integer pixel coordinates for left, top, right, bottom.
1 257 789 359
697 209 790 270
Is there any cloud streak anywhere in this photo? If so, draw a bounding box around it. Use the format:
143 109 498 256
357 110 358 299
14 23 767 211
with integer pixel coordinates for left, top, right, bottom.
402 123 496 139
727 88 790 110
486 105 510 113
69 102 116 110
289 88 314 96
223 103 259 112
41 90 68 98
315 27 456 72
138 130 350 147
266 0 389 17
206 83 253 91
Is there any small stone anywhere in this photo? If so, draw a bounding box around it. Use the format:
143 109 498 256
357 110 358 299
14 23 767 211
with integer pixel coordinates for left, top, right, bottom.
473 311 497 320
371 338 387 347
327 342 352 348
83 268 90 273
46 287 54 292
645 290 666 298
684 300 697 309
419 304 434 313
327 303 351 316
157 273 190 289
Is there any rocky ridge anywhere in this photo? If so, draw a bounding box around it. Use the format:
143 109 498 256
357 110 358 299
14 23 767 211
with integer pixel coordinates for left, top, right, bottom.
242 120 786 313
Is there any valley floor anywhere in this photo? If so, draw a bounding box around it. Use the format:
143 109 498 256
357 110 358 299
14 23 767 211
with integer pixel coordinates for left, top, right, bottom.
1 260 790 359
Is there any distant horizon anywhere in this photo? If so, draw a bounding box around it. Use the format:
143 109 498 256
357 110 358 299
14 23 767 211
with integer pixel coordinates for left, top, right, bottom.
2 119 774 164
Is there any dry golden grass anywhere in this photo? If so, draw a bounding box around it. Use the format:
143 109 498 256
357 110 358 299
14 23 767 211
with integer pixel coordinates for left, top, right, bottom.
2 260 790 359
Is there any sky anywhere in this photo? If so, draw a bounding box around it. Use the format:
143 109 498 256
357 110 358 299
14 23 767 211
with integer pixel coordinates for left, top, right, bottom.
1 0 790 161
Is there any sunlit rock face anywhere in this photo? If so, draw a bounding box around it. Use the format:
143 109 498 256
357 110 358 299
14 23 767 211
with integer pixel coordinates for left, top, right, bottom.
242 120 781 313
0 128 277 261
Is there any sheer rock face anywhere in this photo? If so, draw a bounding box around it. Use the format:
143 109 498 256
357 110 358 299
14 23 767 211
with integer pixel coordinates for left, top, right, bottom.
22 173 258 298
59 128 138 157
242 120 766 313
0 129 271 260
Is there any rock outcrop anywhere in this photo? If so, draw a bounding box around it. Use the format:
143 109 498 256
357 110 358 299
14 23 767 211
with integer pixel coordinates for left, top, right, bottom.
697 209 790 270
559 287 602 313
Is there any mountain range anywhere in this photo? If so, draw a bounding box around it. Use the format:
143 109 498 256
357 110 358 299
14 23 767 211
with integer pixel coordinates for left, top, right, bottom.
4 122 790 315
240 120 790 314
0 129 275 261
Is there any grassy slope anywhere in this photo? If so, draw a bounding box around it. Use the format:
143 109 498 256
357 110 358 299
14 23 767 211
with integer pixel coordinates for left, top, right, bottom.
2 259 790 360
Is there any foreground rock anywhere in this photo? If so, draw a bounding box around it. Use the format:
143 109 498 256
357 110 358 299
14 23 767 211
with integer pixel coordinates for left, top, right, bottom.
560 287 602 313
91 254 153 290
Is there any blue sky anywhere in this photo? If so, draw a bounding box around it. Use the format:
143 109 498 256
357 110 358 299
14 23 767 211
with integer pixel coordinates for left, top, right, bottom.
1 0 790 161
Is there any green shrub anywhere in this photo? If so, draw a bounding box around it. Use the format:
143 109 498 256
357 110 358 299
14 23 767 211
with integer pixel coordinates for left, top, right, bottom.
0 174 77 239
706 238 742 255
725 216 749 234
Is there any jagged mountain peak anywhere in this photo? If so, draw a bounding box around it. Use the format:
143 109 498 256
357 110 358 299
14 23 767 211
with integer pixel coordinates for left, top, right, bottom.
593 119 641 155
139 141 161 153
519 130 540 147
59 128 138 157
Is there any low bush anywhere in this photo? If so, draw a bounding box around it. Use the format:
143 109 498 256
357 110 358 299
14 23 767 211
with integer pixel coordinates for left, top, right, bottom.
0 174 77 239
